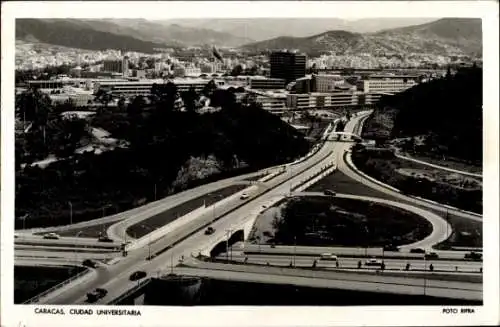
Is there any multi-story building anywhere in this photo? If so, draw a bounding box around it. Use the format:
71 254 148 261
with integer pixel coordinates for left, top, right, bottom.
249 77 286 90
286 92 360 110
270 51 307 84
94 78 226 98
102 60 123 73
356 78 417 93
185 67 202 77
314 74 345 92
255 94 287 111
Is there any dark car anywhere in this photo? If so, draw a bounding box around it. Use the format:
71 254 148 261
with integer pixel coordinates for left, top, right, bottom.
424 252 439 259
410 248 426 254
82 259 98 268
98 236 113 243
129 271 147 281
205 227 215 235
86 288 107 303
464 251 482 261
323 189 336 196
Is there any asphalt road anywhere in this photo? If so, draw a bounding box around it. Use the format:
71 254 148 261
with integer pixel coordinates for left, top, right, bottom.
215 253 482 273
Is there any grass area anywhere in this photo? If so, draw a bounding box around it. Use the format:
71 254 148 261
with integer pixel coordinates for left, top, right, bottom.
126 184 247 238
351 148 482 214
249 196 432 247
434 215 482 250
56 221 118 238
399 152 482 174
304 168 482 249
14 266 86 304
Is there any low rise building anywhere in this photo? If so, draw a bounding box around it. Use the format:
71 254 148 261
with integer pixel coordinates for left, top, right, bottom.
356 78 417 93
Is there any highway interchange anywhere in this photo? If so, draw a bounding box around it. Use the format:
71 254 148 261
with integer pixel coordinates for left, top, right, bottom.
14 112 483 304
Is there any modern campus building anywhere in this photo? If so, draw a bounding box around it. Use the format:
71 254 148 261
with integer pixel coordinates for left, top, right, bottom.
249 77 286 90
356 78 417 94
102 56 129 77
270 51 307 84
93 78 226 97
286 92 375 110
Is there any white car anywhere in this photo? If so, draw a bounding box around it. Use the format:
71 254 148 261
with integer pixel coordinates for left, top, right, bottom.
320 253 338 261
240 193 250 200
43 232 60 240
364 258 383 266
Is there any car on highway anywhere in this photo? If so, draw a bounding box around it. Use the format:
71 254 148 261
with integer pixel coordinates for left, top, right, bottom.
86 288 107 303
464 251 482 261
98 236 114 243
364 258 383 267
424 252 439 260
319 253 338 261
323 189 336 196
205 227 215 235
240 193 250 200
82 259 98 268
409 248 425 254
129 271 147 281
42 232 60 240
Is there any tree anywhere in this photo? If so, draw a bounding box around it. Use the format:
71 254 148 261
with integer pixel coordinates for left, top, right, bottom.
202 80 218 97
16 87 53 127
117 97 126 111
127 96 145 119
181 86 198 113
230 64 243 77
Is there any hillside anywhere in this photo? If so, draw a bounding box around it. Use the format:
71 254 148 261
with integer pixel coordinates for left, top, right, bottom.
109 19 253 47
16 19 173 53
241 18 482 56
15 19 253 50
368 66 483 163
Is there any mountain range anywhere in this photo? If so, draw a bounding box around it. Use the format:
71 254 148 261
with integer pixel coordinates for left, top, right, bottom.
242 18 482 56
16 18 481 56
161 18 438 41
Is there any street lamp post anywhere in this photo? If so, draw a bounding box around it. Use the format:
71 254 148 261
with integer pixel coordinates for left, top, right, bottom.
75 231 83 265
423 257 427 296
225 229 233 263
293 236 297 267
68 201 73 225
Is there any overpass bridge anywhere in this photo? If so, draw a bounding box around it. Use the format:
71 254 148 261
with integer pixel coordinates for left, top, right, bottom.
327 131 362 142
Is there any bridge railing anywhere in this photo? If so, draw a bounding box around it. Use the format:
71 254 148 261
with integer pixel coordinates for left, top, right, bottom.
107 278 151 305
23 268 91 304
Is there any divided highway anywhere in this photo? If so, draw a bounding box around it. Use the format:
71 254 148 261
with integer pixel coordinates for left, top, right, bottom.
17 112 482 304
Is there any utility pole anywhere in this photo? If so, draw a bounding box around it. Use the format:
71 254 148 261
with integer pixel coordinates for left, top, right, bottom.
423 256 427 296
68 201 73 225
154 183 157 201
225 229 233 263
293 236 297 267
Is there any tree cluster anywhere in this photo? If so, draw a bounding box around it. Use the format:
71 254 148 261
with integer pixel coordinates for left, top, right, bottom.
376 66 482 164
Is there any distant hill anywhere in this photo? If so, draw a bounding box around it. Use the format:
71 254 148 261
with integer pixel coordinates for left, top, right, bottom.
241 18 482 56
15 19 253 51
109 19 254 47
162 18 437 41
16 19 173 53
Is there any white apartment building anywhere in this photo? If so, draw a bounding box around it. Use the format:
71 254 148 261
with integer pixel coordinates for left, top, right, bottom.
255 95 287 111
287 92 360 110
356 78 417 93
